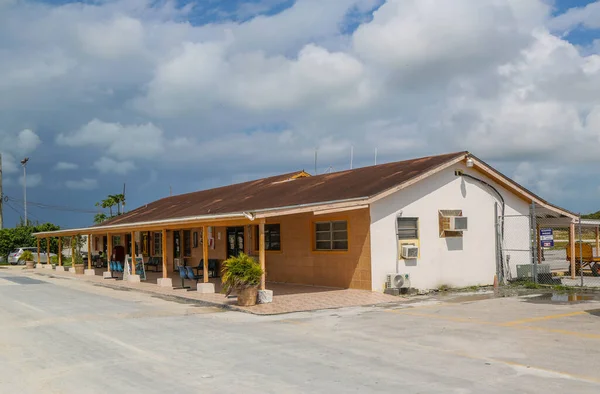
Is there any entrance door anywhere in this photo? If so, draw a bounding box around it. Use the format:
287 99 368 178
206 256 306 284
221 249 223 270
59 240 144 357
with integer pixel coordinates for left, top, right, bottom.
226 227 245 257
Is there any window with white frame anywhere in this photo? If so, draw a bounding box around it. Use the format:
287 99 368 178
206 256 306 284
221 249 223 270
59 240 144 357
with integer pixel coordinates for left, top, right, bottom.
153 232 162 255
315 221 348 251
397 217 419 240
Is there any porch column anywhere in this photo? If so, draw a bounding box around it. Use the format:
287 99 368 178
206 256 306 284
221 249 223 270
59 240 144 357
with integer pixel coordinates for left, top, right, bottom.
46 237 50 266
157 229 172 287
58 237 62 266
87 235 92 270
195 226 215 293
131 231 136 275
259 220 266 291
162 229 168 279
202 226 208 283
71 237 76 273
85 234 94 276
37 238 41 266
103 233 112 279
127 231 140 282
569 222 576 279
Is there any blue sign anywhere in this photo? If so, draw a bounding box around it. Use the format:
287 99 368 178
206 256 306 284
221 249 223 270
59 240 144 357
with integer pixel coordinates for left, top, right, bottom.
541 240 554 248
540 229 553 236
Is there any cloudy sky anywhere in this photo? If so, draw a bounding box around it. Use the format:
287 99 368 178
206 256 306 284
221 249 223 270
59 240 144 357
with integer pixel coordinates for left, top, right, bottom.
0 0 599 228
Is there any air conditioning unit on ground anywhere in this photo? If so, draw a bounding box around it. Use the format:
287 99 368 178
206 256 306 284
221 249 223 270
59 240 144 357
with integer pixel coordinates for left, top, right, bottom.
386 273 411 289
401 244 419 259
516 264 550 279
442 216 468 231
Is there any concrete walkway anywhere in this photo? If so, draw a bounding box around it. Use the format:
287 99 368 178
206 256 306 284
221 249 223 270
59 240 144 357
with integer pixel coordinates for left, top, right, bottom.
17 266 400 314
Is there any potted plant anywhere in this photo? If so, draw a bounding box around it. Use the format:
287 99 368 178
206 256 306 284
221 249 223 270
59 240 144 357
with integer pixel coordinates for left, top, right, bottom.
72 236 85 274
221 253 263 306
20 250 35 269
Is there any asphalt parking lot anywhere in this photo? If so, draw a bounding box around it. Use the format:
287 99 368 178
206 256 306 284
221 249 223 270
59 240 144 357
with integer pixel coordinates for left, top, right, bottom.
0 269 599 393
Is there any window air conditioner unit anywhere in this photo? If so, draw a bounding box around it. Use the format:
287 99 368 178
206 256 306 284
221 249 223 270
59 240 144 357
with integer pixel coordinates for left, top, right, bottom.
442 216 468 231
386 273 411 289
401 245 419 259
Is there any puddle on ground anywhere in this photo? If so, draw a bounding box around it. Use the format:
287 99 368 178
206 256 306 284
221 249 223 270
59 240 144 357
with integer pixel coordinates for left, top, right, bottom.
522 293 600 304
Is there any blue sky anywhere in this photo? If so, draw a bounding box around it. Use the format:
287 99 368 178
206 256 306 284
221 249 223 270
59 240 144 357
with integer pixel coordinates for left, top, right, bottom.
1 0 600 228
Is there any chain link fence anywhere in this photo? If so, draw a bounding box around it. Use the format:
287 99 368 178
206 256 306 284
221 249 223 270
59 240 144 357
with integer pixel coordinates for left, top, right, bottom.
497 203 600 288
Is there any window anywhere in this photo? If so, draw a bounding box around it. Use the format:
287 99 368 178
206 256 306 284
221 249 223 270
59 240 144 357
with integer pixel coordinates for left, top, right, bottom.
183 230 191 257
397 217 419 240
255 224 281 251
112 236 121 246
153 232 162 255
315 221 348 251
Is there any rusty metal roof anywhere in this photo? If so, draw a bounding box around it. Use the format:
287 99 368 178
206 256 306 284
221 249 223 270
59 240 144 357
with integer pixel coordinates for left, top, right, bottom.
96 152 466 227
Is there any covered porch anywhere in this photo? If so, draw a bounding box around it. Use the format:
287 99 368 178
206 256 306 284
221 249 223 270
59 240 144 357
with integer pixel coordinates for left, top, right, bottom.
33 216 270 296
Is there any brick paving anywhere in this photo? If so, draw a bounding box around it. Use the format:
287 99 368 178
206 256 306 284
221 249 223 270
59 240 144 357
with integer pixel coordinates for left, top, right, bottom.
26 266 400 315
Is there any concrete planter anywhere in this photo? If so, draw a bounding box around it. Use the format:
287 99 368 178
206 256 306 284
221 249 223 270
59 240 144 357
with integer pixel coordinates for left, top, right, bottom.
236 287 258 306
25 261 34 269
73 264 85 275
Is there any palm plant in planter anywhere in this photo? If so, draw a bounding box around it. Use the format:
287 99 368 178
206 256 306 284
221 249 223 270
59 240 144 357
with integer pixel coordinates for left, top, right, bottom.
221 253 263 306
20 250 35 269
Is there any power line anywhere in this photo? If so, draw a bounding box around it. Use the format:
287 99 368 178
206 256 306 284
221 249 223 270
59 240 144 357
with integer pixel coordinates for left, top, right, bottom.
5 196 98 214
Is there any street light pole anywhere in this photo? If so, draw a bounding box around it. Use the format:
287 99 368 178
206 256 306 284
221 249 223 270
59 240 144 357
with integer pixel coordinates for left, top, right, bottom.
21 157 29 225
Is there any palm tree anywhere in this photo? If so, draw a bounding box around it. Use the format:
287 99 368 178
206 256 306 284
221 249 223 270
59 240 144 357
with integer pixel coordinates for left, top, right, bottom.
93 213 108 224
110 194 126 215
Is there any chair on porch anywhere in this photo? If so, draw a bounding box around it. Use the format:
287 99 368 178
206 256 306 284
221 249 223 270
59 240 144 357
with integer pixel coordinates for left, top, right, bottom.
196 259 218 278
185 266 203 287
109 261 123 279
175 266 190 290
145 256 162 272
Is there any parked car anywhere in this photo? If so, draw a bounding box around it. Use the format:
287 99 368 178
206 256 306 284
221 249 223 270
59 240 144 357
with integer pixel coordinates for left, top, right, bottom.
8 247 56 265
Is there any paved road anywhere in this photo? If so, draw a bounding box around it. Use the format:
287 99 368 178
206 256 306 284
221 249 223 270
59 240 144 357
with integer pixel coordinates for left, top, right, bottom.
1 269 600 393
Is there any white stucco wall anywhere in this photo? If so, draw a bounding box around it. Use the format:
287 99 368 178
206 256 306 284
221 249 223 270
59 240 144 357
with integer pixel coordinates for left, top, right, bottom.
370 163 530 292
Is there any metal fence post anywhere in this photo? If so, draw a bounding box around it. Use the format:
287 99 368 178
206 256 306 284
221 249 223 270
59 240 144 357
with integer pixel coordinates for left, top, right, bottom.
494 203 502 284
579 216 584 287
530 202 538 284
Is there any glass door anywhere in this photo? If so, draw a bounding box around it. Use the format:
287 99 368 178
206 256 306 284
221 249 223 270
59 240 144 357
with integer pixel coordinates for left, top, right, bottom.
226 227 245 258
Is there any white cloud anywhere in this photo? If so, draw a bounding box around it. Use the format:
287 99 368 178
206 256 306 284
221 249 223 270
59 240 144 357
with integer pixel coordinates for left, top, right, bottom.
77 16 145 60
0 0 600 214
54 161 79 171
0 129 42 175
16 129 41 153
65 178 98 190
548 1 600 32
93 157 136 175
56 119 164 160
18 173 42 188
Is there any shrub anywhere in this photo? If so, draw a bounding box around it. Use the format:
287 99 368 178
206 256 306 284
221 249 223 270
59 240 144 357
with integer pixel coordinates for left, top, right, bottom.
20 250 34 262
221 253 263 296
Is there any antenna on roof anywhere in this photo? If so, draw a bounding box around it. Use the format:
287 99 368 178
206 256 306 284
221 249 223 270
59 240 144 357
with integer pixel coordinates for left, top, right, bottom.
350 145 354 170
314 148 318 175
169 185 172 197
374 148 378 165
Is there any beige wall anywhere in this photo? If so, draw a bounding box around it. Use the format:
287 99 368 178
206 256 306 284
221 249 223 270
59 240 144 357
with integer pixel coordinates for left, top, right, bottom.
264 209 372 290
99 210 372 290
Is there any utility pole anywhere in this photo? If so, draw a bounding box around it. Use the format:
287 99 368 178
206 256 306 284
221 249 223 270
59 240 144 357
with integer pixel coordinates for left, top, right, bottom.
350 146 354 170
0 153 3 230
21 157 29 225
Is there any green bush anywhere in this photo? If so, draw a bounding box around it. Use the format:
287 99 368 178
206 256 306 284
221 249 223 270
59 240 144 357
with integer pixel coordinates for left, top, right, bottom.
221 253 263 296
